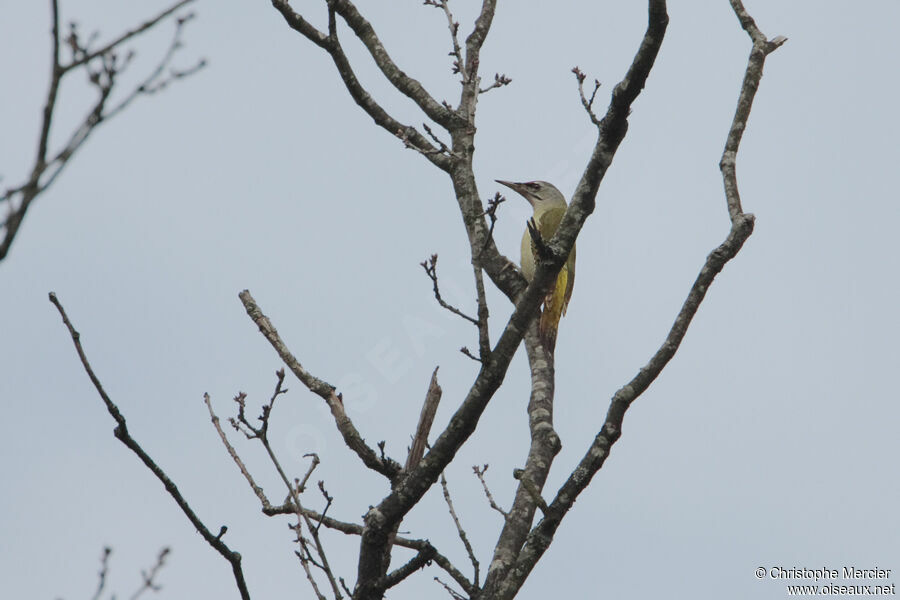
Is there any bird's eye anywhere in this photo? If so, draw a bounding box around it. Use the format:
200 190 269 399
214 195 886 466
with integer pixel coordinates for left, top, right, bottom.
526 182 540 190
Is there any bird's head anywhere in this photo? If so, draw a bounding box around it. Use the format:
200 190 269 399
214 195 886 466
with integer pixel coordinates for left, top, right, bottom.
495 180 567 213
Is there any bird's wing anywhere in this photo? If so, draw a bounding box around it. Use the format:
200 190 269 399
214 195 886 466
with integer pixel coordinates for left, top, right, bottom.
536 207 575 316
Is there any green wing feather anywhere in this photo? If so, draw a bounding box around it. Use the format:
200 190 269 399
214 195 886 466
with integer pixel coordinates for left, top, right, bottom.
534 208 575 352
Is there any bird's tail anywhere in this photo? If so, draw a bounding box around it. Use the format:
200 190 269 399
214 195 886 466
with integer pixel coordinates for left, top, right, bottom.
540 267 570 353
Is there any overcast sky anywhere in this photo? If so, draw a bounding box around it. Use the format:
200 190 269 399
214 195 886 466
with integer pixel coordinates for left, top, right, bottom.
2 1 898 599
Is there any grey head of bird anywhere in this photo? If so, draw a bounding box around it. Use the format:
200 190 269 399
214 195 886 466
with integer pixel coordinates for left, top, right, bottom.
495 180 567 214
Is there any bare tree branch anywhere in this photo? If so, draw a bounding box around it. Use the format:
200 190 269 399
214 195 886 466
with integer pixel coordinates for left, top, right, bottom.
300 455 322 494
222 370 345 598
378 367 444 578
729 0 769 42
440 472 480 586
38 0 63 181
472 262 491 360
424 0 466 80
479 73 512 94
329 0 459 130
571 66 601 125
261 498 475 595
34 14 204 200
472 465 507 518
129 547 171 600
48 293 250 600
407 368 443 472
471 192 503 360
295 485 343 596
204 393 272 507
268 0 453 172
101 15 206 121
294 549 329 600
63 0 193 72
90 547 112 600
480 324 557 591
721 0 787 220
83 546 171 600
434 576 467 600
421 254 479 325
376 543 437 592
0 0 201 263
239 289 402 481
463 0 498 81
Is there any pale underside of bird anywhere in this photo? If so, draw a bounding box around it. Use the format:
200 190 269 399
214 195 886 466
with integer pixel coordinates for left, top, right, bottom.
496 179 576 353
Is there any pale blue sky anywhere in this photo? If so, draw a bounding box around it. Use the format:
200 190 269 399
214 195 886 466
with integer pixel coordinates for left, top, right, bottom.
2 1 898 599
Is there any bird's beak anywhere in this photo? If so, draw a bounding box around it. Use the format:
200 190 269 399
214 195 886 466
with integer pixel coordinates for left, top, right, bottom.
495 180 534 206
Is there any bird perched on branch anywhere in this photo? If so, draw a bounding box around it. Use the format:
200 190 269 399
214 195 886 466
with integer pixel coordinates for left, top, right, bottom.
496 180 575 353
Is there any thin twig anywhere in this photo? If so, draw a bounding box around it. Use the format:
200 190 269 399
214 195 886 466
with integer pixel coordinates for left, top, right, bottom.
100 15 206 123
472 263 491 359
62 0 195 73
424 0 466 80
472 464 507 518
298 453 321 493
459 346 482 363
340 577 353 598
236 374 343 599
302 509 344 599
571 66 601 125
91 547 112 600
440 472 480 586
434 576 467 600
421 123 461 158
129 547 170 600
472 194 502 359
479 72 511 94
421 254 479 324
314 480 333 535
478 192 505 256
294 548 328 600
203 393 272 509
